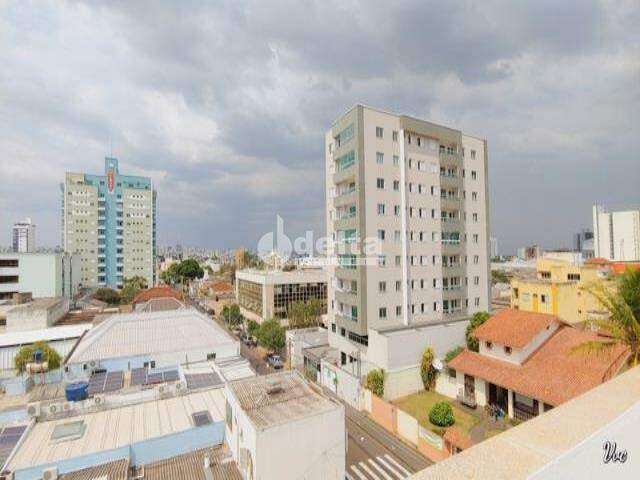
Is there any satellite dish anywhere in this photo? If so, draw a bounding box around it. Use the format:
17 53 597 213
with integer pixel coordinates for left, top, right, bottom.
433 358 443 371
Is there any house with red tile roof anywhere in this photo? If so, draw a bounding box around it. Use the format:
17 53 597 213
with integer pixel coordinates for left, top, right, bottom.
132 286 184 310
435 308 629 422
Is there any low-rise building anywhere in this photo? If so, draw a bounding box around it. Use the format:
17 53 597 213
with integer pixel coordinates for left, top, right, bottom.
236 268 327 325
65 308 239 376
3 297 69 332
285 327 328 369
510 256 640 325
0 252 80 300
436 309 629 421
224 370 345 480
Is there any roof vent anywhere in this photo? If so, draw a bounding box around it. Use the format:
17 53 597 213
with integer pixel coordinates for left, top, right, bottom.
192 410 213 427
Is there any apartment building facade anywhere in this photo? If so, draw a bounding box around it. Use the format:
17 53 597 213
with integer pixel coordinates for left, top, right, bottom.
11 217 36 253
61 157 157 289
325 105 490 396
593 204 640 261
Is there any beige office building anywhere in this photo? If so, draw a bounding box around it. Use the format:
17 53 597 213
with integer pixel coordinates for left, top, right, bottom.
325 105 490 398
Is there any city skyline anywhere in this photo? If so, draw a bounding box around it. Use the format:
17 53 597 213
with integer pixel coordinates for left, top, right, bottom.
1 1 639 254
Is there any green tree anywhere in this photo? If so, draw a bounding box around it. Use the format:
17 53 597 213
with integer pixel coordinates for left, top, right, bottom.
491 269 509 285
466 311 490 352
365 368 385 397
178 258 205 282
160 262 182 285
574 269 640 366
94 287 121 305
420 346 438 390
120 276 148 304
222 304 243 326
429 401 455 427
14 341 61 373
256 319 285 352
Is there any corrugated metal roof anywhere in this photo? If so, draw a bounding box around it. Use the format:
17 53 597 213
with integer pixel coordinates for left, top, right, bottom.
143 445 242 480
7 388 227 470
0 323 91 348
67 309 236 364
59 458 129 480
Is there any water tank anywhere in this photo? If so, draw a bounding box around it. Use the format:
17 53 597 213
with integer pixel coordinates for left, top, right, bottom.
65 382 88 402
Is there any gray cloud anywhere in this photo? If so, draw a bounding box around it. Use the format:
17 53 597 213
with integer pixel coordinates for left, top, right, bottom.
0 0 638 253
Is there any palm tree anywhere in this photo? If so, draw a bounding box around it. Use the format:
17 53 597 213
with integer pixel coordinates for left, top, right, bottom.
574 268 640 366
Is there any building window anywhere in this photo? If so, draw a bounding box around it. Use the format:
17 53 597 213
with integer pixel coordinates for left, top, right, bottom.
331 323 336 333
568 273 581 281
448 368 456 379
471 171 477 180
378 255 386 267
340 327 346 337
379 307 387 319
376 152 384 164
392 130 398 142
377 178 385 189
379 281 386 293
393 180 400 191
377 229 385 241
395 305 402 317
504 346 512 355
471 150 476 159
393 155 399 165
376 126 384 138
377 203 385 215
486 341 492 349
541 294 548 304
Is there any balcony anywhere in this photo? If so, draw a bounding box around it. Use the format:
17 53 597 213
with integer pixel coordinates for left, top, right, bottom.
335 289 357 305
334 215 357 231
335 311 358 323
333 165 356 185
440 174 461 188
335 266 359 280
333 190 357 208
439 150 460 162
440 197 462 210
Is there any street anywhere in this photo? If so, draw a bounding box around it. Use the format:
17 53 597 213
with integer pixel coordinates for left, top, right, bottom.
344 401 431 480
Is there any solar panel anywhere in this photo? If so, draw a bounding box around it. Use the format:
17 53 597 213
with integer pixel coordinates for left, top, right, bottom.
185 372 221 390
146 372 163 384
130 368 147 386
87 370 123 396
0 426 27 466
162 370 179 382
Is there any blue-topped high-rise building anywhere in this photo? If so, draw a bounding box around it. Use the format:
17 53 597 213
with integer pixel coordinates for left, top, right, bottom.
61 157 157 289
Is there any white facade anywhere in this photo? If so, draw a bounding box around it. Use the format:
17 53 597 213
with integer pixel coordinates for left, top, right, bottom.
224 371 345 480
325 105 490 395
593 204 640 261
12 217 36 253
0 252 80 300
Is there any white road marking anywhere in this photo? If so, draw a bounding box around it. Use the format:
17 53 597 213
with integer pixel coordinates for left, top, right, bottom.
368 458 394 479
345 471 357 480
384 454 411 477
376 456 405 478
359 461 381 479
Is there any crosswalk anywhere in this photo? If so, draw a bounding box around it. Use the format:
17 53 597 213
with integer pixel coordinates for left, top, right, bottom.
346 454 412 480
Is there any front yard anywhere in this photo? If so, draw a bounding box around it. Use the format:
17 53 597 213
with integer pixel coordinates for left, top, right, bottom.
393 390 481 435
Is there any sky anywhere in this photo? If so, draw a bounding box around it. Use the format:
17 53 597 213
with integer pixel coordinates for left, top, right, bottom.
1 0 639 255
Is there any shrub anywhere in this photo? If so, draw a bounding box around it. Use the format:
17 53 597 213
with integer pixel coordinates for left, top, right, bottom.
444 346 464 364
429 401 455 427
420 347 437 390
14 341 61 373
365 369 385 397
94 287 121 305
465 311 490 352
247 319 260 337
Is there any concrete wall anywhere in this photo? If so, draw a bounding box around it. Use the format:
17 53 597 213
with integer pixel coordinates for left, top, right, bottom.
320 360 362 409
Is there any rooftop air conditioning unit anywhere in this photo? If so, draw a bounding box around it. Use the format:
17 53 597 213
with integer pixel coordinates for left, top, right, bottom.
42 467 58 480
93 394 106 406
47 402 63 416
175 381 187 392
26 402 41 418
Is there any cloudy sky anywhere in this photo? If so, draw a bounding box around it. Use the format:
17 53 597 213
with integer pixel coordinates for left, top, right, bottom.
1 0 638 254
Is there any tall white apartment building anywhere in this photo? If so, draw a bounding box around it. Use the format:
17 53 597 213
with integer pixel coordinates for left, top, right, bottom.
325 105 490 399
61 157 157 289
593 204 640 261
12 218 36 253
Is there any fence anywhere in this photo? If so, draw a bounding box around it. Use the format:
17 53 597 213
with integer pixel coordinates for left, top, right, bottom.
361 388 451 462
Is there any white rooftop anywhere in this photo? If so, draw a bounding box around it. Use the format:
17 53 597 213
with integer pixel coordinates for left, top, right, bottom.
0 323 91 348
66 308 236 364
7 388 226 471
236 268 327 285
226 370 340 430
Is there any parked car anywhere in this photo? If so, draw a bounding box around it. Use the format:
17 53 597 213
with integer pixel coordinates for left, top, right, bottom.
241 334 257 347
266 354 283 369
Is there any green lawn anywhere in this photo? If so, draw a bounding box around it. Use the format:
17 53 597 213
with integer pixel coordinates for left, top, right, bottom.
393 390 481 434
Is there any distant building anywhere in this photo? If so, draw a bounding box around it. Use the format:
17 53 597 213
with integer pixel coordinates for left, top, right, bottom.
489 236 498 258
234 248 248 269
0 252 80 300
593 204 640 261
61 157 157 290
516 245 540 260
509 256 639 325
12 217 36 253
235 268 327 325
224 370 345 480
573 228 593 256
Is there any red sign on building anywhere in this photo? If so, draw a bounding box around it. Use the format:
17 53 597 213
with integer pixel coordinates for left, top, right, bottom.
107 170 115 193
